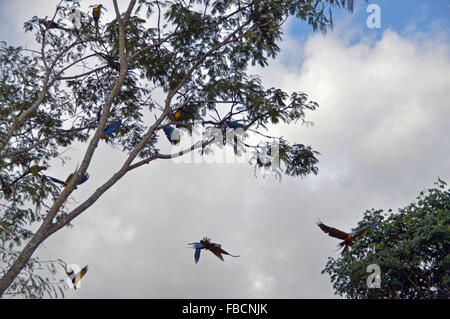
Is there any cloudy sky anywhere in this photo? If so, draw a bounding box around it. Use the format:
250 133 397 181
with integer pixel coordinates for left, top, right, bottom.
1 0 449 298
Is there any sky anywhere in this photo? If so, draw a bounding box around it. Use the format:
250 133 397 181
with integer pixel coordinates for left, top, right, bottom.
0 0 449 299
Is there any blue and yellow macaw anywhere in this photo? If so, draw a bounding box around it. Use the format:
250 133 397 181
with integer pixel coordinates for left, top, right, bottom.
169 109 183 122
101 119 122 146
40 19 59 29
187 237 240 263
92 5 102 37
66 264 88 290
317 219 382 254
163 125 181 145
0 177 12 198
28 165 47 177
226 121 246 155
226 121 245 130
45 171 89 188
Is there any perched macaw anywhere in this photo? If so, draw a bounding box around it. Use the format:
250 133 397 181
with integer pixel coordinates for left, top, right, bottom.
102 119 122 146
66 264 88 290
163 125 181 145
45 172 89 188
226 121 245 155
0 177 12 198
41 19 59 29
9 165 47 186
317 219 382 254
93 5 102 37
187 237 240 263
170 109 183 122
226 121 245 130
28 165 47 177
96 107 102 123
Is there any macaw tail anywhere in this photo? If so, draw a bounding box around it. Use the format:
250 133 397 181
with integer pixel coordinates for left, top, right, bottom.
45 175 65 185
369 219 382 228
95 22 99 37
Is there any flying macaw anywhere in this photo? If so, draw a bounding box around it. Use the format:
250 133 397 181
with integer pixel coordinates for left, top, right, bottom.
101 119 122 146
163 125 181 145
92 5 102 37
187 237 240 263
66 264 88 290
317 219 382 254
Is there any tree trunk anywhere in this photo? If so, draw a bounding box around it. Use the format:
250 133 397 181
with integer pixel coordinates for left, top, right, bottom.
0 224 50 296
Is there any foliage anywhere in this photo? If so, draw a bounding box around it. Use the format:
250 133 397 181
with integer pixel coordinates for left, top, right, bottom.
0 0 355 297
322 179 450 299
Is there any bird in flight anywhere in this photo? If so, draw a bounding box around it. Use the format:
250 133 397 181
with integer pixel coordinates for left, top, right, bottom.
66 264 88 290
317 219 382 254
187 237 240 263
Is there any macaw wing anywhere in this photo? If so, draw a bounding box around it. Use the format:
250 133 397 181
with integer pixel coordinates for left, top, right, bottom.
317 221 349 240
227 121 245 129
79 265 88 279
96 107 102 123
64 173 75 186
79 173 89 185
353 220 381 237
103 119 122 136
209 247 224 261
194 248 201 263
219 247 240 258
187 242 204 248
73 265 88 288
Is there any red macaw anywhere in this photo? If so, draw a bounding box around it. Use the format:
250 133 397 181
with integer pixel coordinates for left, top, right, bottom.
187 237 240 263
317 219 382 254
66 264 88 290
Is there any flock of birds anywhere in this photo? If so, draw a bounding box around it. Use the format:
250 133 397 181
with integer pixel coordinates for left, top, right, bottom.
6 3 384 290
63 219 382 290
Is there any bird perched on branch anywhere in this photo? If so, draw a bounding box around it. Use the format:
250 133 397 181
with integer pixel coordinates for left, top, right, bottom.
163 125 181 145
0 177 12 198
40 19 60 29
226 121 246 155
187 237 240 263
44 170 89 188
101 119 122 147
28 165 47 177
317 219 382 254
92 5 103 37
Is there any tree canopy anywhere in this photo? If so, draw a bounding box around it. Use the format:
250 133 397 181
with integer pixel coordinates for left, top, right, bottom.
322 178 450 299
0 0 357 298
